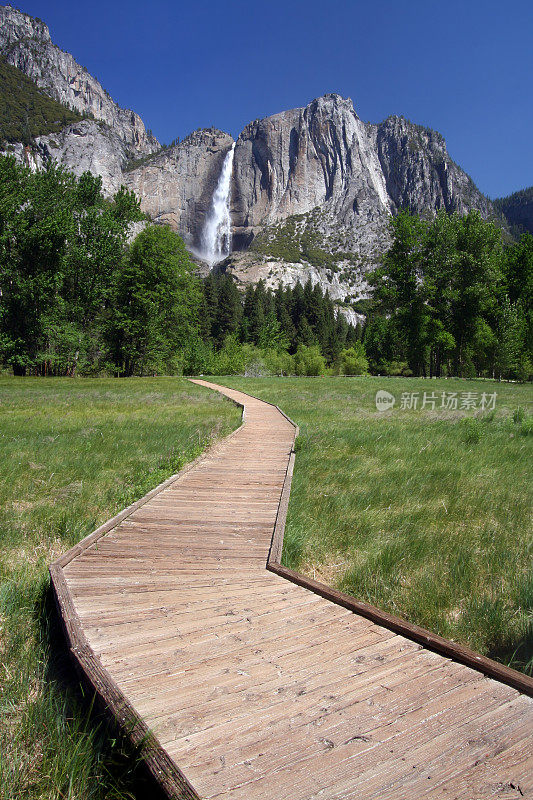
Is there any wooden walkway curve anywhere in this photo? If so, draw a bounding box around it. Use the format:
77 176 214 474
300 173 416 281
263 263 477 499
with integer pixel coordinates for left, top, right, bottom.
51 379 533 800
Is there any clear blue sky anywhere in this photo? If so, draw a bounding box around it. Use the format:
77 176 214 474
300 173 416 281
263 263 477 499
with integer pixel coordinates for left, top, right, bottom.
18 0 532 198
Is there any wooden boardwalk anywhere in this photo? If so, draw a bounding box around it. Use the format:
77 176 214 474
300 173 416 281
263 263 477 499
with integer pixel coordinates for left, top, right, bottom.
51 380 533 800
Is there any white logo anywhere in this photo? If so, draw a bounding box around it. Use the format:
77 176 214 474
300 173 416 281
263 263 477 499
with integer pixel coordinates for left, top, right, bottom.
375 390 395 412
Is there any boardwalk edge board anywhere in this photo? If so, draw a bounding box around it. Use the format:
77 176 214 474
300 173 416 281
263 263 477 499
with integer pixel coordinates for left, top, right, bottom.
260 392 533 699
49 380 533 800
266 563 533 696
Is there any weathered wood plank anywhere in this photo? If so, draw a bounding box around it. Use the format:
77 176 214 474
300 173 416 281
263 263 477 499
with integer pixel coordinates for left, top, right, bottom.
50 378 533 800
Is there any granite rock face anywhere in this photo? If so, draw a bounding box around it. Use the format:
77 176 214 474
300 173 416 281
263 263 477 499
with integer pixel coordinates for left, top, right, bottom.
0 5 501 307
232 94 391 251
224 95 497 302
0 5 158 158
1 121 127 196
124 129 234 251
231 94 494 253
370 115 494 218
218 250 367 326
36 121 128 195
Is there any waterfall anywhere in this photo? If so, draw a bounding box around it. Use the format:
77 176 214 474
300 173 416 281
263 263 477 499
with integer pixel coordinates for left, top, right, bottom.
200 143 235 265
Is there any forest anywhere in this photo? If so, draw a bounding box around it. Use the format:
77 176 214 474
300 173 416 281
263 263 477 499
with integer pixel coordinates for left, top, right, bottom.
0 156 531 380
0 57 84 146
366 210 532 380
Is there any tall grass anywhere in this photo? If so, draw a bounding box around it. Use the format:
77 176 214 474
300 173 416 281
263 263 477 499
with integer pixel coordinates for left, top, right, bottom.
0 377 240 800
222 376 533 674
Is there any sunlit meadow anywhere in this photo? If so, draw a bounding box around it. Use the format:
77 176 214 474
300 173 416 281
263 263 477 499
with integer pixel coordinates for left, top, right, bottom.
0 377 240 800
222 376 533 672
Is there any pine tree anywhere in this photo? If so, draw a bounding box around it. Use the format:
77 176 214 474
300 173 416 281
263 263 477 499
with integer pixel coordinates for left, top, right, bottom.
328 312 348 361
240 284 255 342
263 288 276 318
290 281 306 335
275 285 296 348
296 314 316 346
202 272 219 341
213 275 241 345
258 311 289 351
248 281 266 343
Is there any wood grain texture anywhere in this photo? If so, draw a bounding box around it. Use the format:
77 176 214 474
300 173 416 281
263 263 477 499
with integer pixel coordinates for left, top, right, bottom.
50 379 533 800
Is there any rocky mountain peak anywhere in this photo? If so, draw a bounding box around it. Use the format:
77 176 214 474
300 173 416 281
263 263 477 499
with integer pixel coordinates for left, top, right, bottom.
0 8 504 316
374 115 447 158
231 93 391 250
308 92 358 117
182 128 234 150
0 5 51 46
0 4 158 158
370 114 492 218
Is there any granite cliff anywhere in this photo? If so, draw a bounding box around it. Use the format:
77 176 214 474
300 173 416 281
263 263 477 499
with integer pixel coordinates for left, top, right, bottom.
0 5 502 307
231 94 391 250
0 3 158 186
219 94 496 303
124 129 234 252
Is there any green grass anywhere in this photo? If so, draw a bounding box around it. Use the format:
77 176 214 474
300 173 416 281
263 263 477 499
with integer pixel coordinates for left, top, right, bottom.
219 376 533 673
2 374 531 797
0 377 240 800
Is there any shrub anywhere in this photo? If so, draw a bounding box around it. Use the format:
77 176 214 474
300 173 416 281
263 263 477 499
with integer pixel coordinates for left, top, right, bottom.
242 345 267 377
183 338 214 375
212 335 247 375
261 348 295 376
339 343 369 375
460 417 483 444
294 345 326 376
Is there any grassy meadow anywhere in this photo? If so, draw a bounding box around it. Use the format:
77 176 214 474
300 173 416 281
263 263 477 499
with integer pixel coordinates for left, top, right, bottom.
0 377 240 800
221 376 533 673
1 374 531 798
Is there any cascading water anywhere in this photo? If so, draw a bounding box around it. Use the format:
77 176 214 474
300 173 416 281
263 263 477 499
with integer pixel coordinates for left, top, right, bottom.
200 142 235 265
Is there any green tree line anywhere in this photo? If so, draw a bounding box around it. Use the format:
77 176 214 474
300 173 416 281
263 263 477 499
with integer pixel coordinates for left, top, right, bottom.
0 156 364 377
365 210 532 381
1 157 531 379
191 271 369 376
